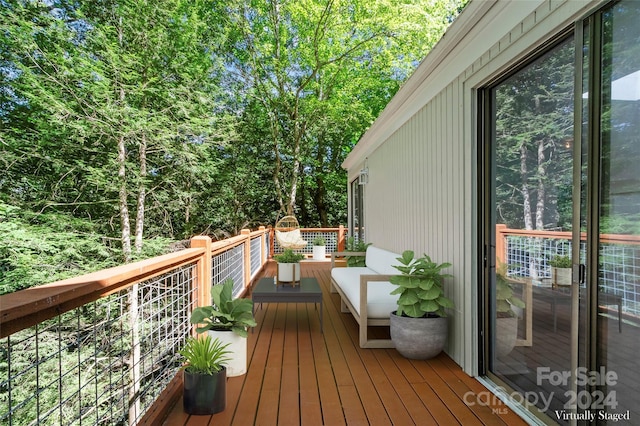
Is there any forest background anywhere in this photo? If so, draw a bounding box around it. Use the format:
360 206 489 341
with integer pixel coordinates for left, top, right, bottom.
0 0 466 294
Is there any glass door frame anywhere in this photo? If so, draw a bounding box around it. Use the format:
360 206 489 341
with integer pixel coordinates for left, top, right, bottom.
477 13 595 425
480 2 638 423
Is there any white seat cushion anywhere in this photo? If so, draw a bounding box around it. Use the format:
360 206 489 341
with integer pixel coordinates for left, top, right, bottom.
276 229 307 246
331 267 398 319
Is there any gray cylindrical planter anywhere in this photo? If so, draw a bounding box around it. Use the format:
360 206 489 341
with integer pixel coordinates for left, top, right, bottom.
390 312 448 360
495 316 518 359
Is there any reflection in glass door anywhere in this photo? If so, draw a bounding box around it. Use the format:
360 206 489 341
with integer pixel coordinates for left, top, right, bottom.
483 2 640 424
487 35 576 422
581 2 640 423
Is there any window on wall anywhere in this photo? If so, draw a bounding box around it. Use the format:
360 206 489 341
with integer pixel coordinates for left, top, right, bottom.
350 178 364 241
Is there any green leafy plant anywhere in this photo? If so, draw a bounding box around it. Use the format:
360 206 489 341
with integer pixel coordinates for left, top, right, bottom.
345 237 371 267
312 236 326 246
274 248 305 263
549 255 571 268
191 279 257 337
496 262 526 318
179 335 231 375
390 250 454 318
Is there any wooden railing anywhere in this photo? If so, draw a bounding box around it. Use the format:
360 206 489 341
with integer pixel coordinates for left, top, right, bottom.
495 224 640 316
269 225 348 255
0 226 345 425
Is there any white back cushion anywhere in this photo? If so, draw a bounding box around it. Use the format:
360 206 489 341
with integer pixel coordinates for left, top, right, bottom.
365 246 402 275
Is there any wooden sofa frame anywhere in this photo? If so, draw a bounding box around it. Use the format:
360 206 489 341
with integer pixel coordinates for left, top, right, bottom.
330 251 396 348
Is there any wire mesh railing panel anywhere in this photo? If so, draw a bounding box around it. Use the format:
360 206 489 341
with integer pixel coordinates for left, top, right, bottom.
0 265 196 426
504 235 640 316
504 235 572 279
273 230 339 255
212 244 245 297
599 243 640 316
249 236 263 280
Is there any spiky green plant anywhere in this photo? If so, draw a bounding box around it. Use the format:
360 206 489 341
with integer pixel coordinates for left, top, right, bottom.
345 237 371 267
273 248 305 263
179 335 231 375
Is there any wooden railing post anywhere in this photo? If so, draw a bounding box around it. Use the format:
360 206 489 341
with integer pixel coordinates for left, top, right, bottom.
338 225 345 252
495 224 507 267
241 229 251 290
191 236 212 310
259 226 267 266
269 227 275 258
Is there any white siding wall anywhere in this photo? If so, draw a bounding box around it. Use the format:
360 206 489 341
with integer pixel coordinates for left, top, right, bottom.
351 0 597 373
365 78 467 363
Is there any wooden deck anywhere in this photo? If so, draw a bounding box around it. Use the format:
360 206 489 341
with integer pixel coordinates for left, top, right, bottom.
162 261 527 425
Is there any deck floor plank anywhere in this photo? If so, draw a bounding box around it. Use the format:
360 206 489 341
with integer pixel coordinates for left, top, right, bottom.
163 261 527 426
298 303 324 425
374 349 438 425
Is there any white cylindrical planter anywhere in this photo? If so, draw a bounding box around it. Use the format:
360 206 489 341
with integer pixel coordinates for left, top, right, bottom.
208 330 247 377
552 267 571 287
312 245 326 260
277 263 301 285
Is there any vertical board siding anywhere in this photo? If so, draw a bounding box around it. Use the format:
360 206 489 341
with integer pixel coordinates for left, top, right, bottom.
357 0 593 371
366 79 466 363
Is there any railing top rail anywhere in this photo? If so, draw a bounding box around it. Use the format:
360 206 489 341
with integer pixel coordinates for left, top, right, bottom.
0 247 205 338
207 228 270 256
296 227 346 232
0 226 342 339
497 225 640 245
249 228 270 237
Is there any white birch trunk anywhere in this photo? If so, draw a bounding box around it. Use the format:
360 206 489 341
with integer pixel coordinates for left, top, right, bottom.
134 134 146 253
535 139 546 230
520 143 533 230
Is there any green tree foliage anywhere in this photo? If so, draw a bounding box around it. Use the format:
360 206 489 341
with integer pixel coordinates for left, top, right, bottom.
494 37 575 230
0 0 466 291
0 202 169 295
223 0 462 224
1 0 230 259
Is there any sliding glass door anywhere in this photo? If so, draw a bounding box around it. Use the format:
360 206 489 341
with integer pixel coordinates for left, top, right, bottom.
483 1 640 424
485 34 577 420
582 2 640 423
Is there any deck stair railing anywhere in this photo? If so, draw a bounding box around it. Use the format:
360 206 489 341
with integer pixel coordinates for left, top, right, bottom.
0 227 272 426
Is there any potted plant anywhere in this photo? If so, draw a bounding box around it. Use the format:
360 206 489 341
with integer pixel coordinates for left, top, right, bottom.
344 237 371 267
495 263 526 358
549 255 572 287
274 248 305 285
389 250 454 359
179 335 231 415
312 236 326 260
190 279 257 377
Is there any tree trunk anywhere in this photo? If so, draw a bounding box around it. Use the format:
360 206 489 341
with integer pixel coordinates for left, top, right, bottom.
314 146 328 226
520 143 533 230
134 133 147 253
535 138 546 230
127 283 140 425
116 16 139 425
118 133 132 261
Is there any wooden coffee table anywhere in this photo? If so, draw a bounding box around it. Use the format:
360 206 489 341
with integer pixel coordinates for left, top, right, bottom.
252 277 323 332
